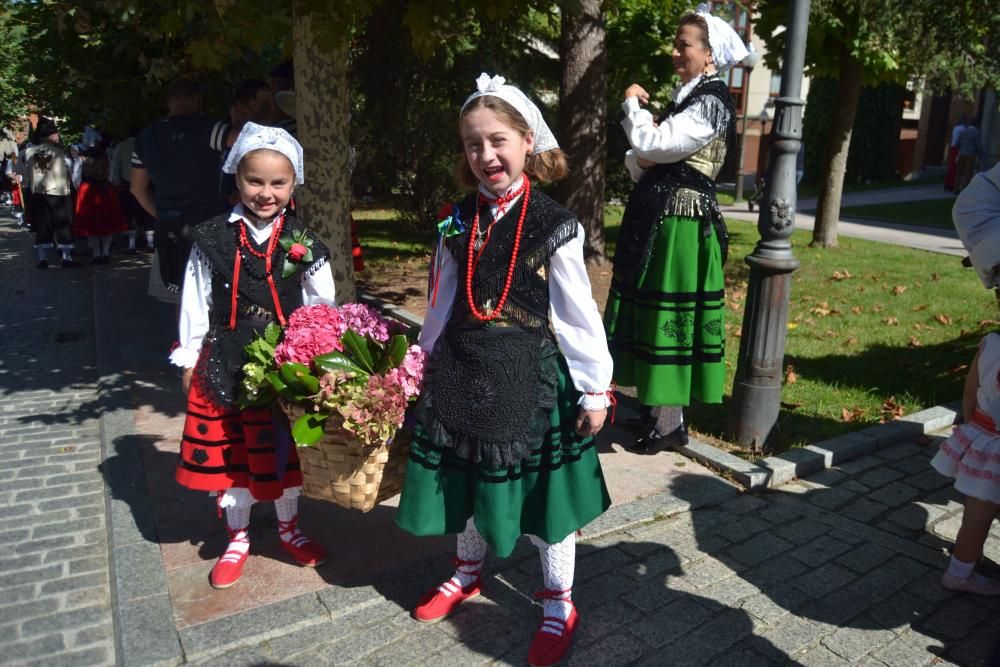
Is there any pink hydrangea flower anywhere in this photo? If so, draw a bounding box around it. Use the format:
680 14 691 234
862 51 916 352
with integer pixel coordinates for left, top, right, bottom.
274 304 345 365
339 303 390 343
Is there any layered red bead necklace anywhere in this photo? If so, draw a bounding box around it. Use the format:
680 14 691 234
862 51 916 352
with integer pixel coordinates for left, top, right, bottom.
466 176 530 322
230 213 287 330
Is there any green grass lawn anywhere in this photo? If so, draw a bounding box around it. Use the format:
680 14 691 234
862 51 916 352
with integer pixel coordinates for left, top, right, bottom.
686 218 989 454
839 198 956 230
356 202 991 454
796 176 944 200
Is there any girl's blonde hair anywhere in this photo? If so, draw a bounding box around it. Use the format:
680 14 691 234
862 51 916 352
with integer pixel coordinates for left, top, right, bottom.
455 96 568 190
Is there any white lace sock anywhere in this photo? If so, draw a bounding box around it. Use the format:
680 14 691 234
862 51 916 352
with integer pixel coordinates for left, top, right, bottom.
145 230 155 247
59 245 73 261
88 236 102 256
653 406 683 435
444 517 487 590
273 488 306 545
529 532 575 629
36 246 49 261
100 234 112 256
127 230 137 249
220 489 253 562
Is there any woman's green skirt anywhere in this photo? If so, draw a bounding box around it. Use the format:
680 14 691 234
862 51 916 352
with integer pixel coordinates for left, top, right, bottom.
395 355 611 558
604 214 725 406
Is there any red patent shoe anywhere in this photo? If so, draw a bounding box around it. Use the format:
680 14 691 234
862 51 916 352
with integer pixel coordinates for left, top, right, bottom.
278 517 327 567
210 528 250 589
412 557 483 623
528 598 578 667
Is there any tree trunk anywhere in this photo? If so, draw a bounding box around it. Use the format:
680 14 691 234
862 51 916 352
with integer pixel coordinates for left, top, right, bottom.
811 48 864 248
553 0 607 266
293 4 355 302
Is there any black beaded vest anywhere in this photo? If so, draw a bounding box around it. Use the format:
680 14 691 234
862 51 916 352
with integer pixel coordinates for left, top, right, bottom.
613 75 735 284
416 189 580 470
190 213 330 407
444 189 578 336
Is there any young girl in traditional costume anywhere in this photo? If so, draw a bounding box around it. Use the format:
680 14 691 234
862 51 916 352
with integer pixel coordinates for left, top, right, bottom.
931 333 1000 596
73 146 128 264
396 74 614 667
170 123 334 589
605 5 746 452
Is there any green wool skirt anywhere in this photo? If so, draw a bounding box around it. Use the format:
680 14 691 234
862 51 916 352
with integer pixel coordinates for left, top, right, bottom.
395 355 611 558
605 214 725 406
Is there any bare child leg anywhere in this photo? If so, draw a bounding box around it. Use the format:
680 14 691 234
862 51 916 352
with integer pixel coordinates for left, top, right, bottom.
943 496 1000 595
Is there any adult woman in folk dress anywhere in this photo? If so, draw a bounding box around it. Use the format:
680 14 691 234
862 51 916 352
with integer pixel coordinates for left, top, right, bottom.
605 6 747 452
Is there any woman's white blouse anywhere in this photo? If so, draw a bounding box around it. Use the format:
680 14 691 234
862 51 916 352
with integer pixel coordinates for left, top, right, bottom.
620 77 719 182
419 195 613 410
169 207 337 368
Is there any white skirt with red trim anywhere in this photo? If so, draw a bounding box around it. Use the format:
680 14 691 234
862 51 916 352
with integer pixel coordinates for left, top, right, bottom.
931 423 1000 505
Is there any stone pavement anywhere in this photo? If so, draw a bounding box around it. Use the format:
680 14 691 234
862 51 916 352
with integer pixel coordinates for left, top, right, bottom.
0 218 116 663
1 211 999 666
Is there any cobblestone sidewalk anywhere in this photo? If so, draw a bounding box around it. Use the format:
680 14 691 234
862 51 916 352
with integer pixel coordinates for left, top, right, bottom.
0 218 115 665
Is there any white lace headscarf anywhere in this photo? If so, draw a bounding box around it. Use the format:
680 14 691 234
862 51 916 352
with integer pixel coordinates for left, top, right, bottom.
223 122 304 184
460 73 559 155
695 3 750 71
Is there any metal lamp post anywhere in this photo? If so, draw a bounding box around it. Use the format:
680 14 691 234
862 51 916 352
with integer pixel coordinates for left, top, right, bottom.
733 49 762 202
726 0 811 452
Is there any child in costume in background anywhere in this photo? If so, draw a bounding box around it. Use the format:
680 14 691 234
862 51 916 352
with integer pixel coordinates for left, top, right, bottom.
396 73 614 667
170 123 335 589
73 146 128 264
931 334 1000 596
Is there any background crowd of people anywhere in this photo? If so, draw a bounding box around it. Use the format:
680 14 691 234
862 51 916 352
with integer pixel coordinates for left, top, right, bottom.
1 60 297 278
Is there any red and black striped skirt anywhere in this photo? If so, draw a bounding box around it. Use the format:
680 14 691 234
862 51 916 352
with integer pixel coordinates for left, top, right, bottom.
176 379 302 500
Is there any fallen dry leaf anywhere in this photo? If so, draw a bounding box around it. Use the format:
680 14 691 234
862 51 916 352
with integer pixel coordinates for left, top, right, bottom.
787 322 798 330
883 317 899 326
980 319 1000 328
843 336 859 347
913 304 929 312
780 401 803 410
851 306 863 315
811 307 831 317
881 396 904 421
784 365 798 384
930 273 941 281
872 304 885 312
908 336 923 348
825 330 837 338
840 407 865 423
949 364 969 374
734 326 742 338
892 285 907 295
934 313 953 326
831 270 852 281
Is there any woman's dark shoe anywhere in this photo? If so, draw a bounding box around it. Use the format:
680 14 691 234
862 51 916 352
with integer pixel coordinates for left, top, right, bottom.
61 259 81 268
624 423 689 454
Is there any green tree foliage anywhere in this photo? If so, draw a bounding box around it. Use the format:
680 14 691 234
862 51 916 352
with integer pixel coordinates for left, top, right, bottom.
756 0 1000 247
604 0 688 201
801 78 904 186
349 0 561 224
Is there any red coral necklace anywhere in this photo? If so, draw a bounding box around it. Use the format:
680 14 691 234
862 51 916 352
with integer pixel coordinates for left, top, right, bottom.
465 176 530 322
230 213 287 329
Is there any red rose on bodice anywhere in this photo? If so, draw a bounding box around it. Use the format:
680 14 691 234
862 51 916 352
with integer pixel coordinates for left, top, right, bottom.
287 243 308 262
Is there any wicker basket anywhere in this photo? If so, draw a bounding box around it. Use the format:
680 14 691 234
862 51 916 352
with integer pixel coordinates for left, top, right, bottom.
280 402 410 512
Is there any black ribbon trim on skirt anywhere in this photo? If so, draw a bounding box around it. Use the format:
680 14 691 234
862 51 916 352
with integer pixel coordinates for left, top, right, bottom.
407 436 594 483
182 436 246 447
177 460 300 477
610 279 725 304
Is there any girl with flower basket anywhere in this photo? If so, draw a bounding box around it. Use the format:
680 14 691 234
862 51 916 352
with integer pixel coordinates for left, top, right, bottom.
169 122 335 589
395 74 615 667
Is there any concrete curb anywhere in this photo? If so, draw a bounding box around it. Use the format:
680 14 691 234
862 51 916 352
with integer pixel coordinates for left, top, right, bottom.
676 403 960 490
94 270 185 667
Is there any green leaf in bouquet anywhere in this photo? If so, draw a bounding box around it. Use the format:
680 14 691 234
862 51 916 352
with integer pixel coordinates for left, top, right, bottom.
314 351 369 378
341 330 376 373
405 325 422 344
264 322 282 346
279 362 320 395
266 371 297 400
282 258 298 279
301 247 313 263
388 334 409 369
292 412 328 446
